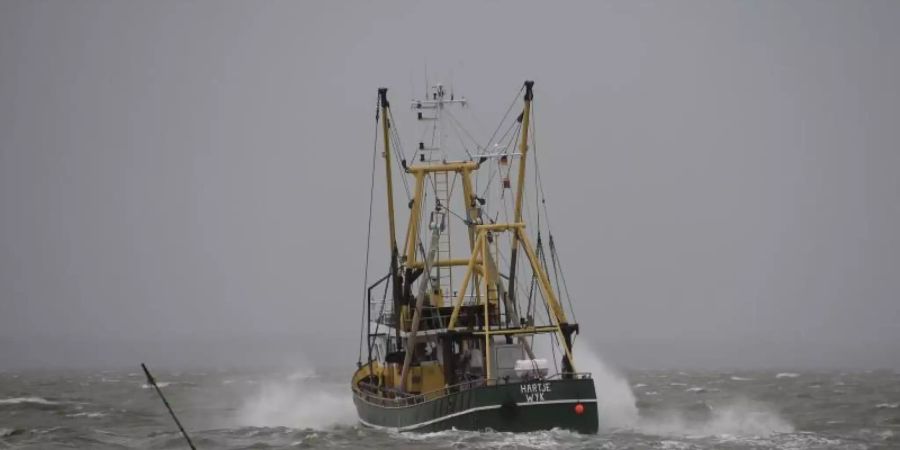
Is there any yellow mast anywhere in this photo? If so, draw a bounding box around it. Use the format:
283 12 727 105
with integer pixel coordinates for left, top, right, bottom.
506 81 534 326
482 233 492 380
513 81 534 225
378 88 398 254
378 88 405 358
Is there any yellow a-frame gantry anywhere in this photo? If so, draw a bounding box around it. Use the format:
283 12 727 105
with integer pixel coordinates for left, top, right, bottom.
445 223 576 381
378 81 577 386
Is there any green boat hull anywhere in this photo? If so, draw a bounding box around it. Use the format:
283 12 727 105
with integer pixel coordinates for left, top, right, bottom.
353 378 598 433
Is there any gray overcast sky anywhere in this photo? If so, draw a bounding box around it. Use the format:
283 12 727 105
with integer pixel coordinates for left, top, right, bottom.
1 1 898 370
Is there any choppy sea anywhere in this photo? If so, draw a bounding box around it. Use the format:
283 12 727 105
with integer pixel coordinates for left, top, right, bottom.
2 357 899 449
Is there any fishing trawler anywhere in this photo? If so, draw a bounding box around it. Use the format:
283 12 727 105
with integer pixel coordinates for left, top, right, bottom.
352 81 598 433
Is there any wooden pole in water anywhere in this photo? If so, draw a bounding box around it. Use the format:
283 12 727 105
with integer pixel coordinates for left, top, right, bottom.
141 363 197 450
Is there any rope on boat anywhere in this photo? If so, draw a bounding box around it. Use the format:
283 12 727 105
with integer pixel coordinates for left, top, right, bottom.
530 105 579 324
481 84 526 156
359 93 381 365
387 107 412 200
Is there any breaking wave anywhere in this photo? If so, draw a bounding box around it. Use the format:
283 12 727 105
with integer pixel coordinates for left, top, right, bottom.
639 398 794 437
235 367 355 429
0 397 60 405
66 412 107 418
573 346 639 429
776 372 800 379
574 346 793 437
0 427 20 437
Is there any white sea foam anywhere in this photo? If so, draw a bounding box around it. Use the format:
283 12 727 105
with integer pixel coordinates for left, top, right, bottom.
397 428 578 450
730 376 754 381
66 412 107 418
641 398 793 437
715 432 851 449
573 348 792 437
775 372 800 379
140 381 172 389
574 346 639 429
0 397 60 405
473 429 579 449
570 347 793 438
633 383 647 388
236 363 355 429
658 441 694 450
876 403 899 409
686 387 706 393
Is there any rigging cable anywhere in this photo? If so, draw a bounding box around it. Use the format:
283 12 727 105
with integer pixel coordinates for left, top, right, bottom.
439 200 474 227
481 85 526 156
428 102 439 161
359 96 380 364
549 235 577 325
386 108 412 200
444 108 478 158
530 106 578 323
531 112 564 311
479 121 520 199
370 271 392 359
534 236 561 375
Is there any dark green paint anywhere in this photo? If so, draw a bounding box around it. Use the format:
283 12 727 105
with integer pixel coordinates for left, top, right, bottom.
353 378 598 434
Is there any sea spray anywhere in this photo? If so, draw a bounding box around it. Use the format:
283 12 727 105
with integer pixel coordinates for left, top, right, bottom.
573 346 639 429
236 369 355 429
572 346 793 437
639 397 794 437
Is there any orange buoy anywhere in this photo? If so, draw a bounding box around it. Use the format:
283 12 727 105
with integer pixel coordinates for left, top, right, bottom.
574 403 585 415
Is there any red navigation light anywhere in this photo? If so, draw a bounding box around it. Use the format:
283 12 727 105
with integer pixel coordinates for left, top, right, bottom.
574 403 585 415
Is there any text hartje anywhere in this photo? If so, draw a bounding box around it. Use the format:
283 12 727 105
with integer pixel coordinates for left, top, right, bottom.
520 382 552 402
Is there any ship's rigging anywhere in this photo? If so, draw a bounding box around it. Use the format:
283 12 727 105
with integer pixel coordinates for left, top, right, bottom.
351 80 598 433
357 81 580 387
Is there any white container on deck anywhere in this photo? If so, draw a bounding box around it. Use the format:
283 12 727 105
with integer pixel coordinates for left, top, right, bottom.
514 358 550 378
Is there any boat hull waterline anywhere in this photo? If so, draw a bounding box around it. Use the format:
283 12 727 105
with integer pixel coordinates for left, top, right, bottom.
353 378 598 433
